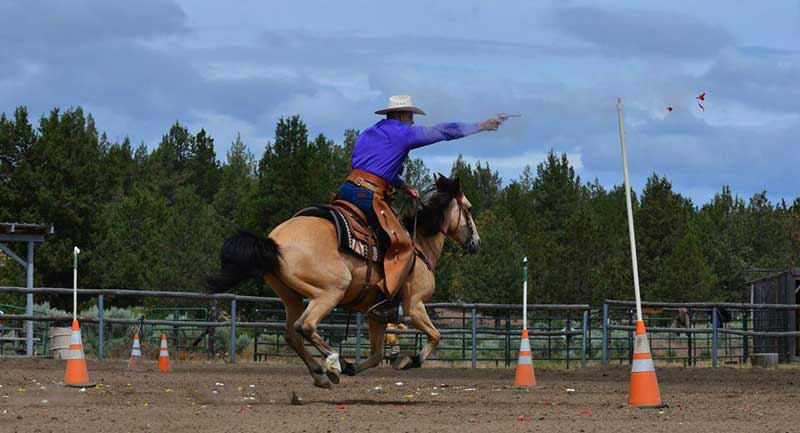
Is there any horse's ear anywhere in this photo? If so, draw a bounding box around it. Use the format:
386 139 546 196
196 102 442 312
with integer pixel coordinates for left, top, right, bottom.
435 173 448 191
450 177 462 197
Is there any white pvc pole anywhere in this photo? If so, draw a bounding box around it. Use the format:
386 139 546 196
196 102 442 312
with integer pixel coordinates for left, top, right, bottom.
616 98 643 322
522 257 528 330
73 246 80 321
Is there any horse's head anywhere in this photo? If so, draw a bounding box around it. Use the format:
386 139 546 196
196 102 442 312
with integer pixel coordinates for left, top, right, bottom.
432 174 480 254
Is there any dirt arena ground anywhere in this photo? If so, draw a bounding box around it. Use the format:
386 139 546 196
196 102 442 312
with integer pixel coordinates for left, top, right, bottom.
1 358 799 433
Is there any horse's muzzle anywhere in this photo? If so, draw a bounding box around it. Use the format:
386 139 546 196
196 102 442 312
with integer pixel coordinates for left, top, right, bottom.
467 238 480 255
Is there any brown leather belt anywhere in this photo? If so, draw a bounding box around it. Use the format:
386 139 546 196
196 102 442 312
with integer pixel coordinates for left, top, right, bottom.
347 169 393 195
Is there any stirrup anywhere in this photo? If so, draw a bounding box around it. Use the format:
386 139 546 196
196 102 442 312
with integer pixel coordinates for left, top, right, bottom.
367 298 398 323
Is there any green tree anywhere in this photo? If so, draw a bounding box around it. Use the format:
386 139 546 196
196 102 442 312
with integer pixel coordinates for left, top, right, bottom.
249 116 348 230
146 123 220 203
586 183 635 302
655 226 718 302
404 158 433 191
9 107 109 288
91 186 225 292
102 136 137 199
694 186 749 300
525 151 586 303
213 133 256 226
0 107 37 221
449 155 502 216
741 191 793 271
146 122 194 202
447 211 525 304
90 185 170 289
342 128 358 161
187 129 221 202
636 174 694 298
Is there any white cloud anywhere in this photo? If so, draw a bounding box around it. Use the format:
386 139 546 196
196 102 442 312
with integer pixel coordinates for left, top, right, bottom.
201 63 300 82
701 100 800 129
1 1 798 204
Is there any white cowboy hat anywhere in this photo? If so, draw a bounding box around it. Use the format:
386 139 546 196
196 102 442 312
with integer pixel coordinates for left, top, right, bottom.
375 95 426 115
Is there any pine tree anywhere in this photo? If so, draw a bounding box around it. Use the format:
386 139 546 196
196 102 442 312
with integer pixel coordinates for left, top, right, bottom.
636 174 694 297
449 155 501 216
695 186 749 300
188 129 221 202
10 107 109 288
655 225 718 302
213 133 256 226
249 116 347 230
0 107 37 221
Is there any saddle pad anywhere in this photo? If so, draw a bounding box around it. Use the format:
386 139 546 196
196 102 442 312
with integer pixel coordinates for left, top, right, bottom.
293 204 383 263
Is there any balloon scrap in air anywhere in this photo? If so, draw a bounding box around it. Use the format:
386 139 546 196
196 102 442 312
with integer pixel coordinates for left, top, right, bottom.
666 106 673 112
694 92 707 111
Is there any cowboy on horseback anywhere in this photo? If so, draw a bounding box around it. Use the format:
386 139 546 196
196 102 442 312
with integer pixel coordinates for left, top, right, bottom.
209 96 498 387
336 95 504 322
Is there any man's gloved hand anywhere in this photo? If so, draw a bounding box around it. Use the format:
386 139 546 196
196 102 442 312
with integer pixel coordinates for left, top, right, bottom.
478 117 504 131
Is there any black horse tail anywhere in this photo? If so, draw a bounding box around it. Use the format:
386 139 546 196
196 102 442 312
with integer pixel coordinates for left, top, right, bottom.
205 230 282 293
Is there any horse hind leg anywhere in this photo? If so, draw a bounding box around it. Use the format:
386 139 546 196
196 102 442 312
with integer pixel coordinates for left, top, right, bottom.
294 294 345 384
276 284 332 389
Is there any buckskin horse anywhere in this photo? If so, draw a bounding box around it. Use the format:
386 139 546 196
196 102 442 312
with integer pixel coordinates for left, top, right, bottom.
207 174 480 388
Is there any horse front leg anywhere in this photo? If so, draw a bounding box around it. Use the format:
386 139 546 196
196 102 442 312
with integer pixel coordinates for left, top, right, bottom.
346 317 387 375
393 300 440 370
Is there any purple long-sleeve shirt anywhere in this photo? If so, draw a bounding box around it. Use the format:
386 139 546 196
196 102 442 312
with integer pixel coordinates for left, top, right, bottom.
351 119 480 188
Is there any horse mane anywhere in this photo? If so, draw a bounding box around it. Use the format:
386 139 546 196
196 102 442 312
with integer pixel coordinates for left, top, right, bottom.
402 175 461 237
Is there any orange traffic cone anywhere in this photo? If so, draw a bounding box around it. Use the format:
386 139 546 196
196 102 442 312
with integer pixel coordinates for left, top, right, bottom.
64 319 92 387
628 320 666 408
158 334 171 372
127 333 142 371
514 328 536 387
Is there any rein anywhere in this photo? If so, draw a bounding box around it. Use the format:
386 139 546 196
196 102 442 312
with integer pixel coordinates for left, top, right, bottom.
412 188 475 267
412 187 437 271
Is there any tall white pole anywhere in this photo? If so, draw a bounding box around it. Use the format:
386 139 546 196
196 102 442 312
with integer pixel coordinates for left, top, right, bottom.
73 246 80 321
616 98 643 322
522 257 528 330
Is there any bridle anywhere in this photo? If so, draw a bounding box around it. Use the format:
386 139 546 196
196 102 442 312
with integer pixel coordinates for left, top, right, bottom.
412 190 476 269
453 194 475 247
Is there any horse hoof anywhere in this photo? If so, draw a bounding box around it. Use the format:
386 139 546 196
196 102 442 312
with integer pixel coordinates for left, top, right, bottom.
313 378 333 389
392 356 414 371
342 361 357 377
325 370 341 384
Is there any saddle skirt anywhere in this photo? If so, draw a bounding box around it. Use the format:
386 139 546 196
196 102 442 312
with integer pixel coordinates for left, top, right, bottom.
293 200 383 263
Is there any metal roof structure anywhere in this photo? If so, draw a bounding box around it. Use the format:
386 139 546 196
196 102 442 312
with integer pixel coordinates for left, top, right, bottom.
0 222 54 243
0 222 54 356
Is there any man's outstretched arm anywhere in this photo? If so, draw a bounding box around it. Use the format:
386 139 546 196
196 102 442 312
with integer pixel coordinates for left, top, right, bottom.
406 118 503 150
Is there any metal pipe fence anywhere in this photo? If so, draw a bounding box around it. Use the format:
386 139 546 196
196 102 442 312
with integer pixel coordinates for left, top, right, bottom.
2 286 799 368
251 303 590 368
599 300 800 367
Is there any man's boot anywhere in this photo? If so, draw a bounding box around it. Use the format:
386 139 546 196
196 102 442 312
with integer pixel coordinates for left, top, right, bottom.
367 297 398 324
367 280 399 323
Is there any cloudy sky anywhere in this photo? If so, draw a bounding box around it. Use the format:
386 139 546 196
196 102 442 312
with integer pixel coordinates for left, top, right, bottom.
2 1 798 204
